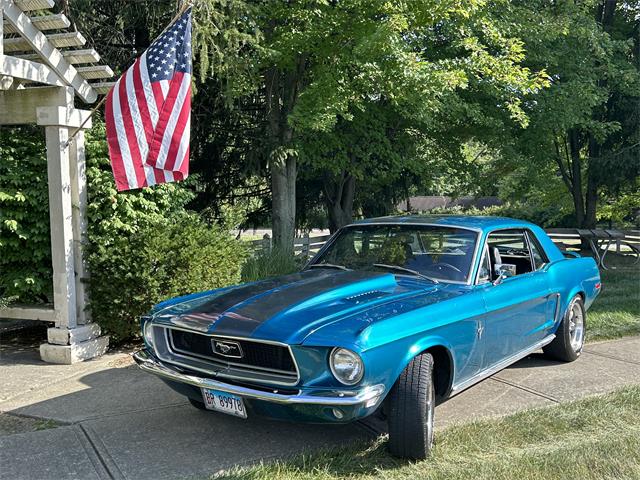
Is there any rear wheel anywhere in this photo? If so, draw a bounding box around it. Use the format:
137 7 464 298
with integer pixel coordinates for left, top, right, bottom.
543 295 585 362
386 353 435 460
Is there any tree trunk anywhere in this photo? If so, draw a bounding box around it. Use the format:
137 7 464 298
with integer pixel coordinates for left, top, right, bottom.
568 130 586 227
271 155 297 252
585 135 600 229
265 57 305 253
324 172 355 233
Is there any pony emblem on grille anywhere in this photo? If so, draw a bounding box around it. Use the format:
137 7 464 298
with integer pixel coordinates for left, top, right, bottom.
212 339 243 358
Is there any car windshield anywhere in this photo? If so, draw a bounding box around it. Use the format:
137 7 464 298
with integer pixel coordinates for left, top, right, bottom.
311 224 479 283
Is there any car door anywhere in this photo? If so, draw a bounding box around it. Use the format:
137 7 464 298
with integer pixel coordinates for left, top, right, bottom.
479 229 554 368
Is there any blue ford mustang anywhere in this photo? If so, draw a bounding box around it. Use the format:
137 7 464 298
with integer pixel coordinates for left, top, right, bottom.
134 216 601 459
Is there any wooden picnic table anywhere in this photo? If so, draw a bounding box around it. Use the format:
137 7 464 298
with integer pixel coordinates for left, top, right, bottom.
576 229 639 270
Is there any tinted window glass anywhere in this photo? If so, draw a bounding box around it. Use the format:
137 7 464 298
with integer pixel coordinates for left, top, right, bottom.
477 246 491 284
314 224 479 283
527 232 547 270
487 229 533 276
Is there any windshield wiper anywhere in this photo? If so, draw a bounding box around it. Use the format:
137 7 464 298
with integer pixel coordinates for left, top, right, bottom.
308 263 351 271
372 263 439 284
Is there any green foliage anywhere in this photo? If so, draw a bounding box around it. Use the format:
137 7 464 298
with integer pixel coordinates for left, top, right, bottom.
85 122 195 244
85 122 246 342
597 179 640 227
87 215 246 342
241 248 300 283
0 127 52 303
419 201 572 229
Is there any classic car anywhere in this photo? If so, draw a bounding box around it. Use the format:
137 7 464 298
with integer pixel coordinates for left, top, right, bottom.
134 216 601 459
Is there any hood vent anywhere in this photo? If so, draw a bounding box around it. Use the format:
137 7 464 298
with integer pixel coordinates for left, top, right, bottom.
344 290 389 304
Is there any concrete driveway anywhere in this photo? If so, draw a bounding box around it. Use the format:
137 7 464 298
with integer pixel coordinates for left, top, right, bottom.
1 325 639 480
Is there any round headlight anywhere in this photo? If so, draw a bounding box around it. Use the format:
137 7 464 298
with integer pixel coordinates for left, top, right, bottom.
330 348 364 385
143 321 155 348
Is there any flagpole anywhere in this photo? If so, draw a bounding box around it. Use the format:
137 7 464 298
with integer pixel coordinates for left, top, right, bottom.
64 0 194 148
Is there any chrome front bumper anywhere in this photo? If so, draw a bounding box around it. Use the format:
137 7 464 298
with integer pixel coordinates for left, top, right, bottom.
133 349 385 406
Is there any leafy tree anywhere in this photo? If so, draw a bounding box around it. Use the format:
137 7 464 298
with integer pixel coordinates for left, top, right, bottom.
199 0 547 242
504 0 639 228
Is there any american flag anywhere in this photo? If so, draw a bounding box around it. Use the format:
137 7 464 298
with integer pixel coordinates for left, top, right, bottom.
105 8 192 191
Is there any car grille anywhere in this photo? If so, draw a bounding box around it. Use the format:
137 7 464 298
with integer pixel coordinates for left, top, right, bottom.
168 329 297 374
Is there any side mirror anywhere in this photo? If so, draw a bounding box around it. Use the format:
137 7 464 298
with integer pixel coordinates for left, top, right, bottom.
492 263 517 285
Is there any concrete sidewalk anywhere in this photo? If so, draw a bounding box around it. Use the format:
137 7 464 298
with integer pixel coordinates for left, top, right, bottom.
1 330 639 480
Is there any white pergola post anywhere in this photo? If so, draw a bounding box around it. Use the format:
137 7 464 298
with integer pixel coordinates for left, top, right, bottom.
36 98 108 363
69 129 91 325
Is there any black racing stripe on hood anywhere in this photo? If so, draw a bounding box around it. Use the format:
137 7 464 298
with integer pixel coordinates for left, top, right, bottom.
180 269 389 338
184 271 317 316
213 269 388 337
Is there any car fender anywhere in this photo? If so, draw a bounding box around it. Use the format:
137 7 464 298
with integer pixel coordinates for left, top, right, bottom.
362 333 456 399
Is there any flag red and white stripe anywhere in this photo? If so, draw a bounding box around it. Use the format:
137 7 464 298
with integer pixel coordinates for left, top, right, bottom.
105 8 192 191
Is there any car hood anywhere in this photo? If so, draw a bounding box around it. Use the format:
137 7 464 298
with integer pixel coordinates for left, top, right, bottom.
151 269 460 345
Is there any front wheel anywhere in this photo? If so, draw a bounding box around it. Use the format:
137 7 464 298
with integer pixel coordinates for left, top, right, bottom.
543 295 586 362
386 353 435 460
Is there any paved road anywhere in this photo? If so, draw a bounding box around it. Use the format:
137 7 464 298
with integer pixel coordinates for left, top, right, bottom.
1 329 639 480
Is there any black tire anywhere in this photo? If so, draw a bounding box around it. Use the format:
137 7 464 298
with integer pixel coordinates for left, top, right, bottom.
543 295 586 362
386 353 435 460
188 397 208 410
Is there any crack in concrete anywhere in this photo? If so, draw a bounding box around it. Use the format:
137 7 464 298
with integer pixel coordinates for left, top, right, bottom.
582 349 640 366
489 377 560 403
77 423 126 480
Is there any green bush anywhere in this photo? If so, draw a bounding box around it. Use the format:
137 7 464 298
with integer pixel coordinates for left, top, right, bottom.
84 122 247 342
241 248 302 282
0 126 52 303
87 215 246 342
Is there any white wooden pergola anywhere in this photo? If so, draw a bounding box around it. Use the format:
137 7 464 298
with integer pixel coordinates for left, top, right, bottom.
0 0 115 363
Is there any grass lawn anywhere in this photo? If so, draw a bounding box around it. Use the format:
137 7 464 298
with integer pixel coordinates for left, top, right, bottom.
587 253 640 342
215 386 640 480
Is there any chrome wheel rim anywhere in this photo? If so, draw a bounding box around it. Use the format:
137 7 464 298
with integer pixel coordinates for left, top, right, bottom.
568 301 584 352
426 385 435 449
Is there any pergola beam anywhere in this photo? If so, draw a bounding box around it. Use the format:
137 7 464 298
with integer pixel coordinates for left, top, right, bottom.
3 31 86 52
3 13 70 33
17 48 101 65
76 64 114 79
1 0 96 102
0 85 72 124
0 306 56 321
0 2 12 89
14 0 53 11
90 81 115 95
37 105 92 128
0 54 65 86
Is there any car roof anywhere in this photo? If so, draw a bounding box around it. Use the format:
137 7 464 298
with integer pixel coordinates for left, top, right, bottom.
350 215 538 232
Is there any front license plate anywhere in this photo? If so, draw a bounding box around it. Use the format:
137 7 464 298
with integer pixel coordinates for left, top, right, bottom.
201 388 247 418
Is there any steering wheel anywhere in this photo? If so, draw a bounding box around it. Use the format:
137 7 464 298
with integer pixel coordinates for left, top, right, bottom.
427 263 462 274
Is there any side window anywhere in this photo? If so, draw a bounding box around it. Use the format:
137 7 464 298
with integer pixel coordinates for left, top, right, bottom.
477 246 491 284
527 231 547 270
486 229 533 277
